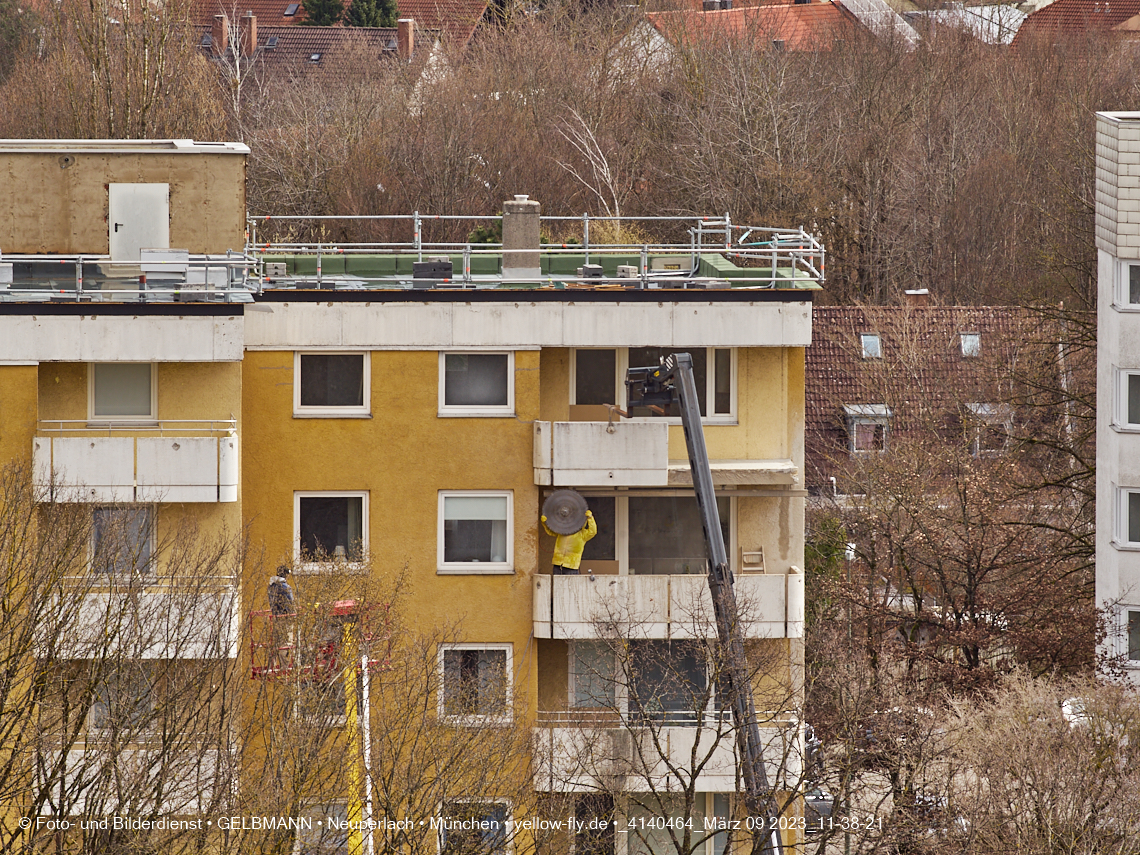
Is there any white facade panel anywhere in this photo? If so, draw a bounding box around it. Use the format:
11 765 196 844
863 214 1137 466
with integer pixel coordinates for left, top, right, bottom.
218 434 239 502
244 300 813 349
0 316 243 363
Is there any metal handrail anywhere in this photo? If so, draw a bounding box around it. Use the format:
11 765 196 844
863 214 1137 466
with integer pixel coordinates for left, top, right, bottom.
37 419 237 436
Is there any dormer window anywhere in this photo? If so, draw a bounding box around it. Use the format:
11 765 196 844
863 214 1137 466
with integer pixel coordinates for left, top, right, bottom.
860 333 882 359
844 404 891 454
959 333 980 358
966 403 1010 457
284 2 300 14
309 52 322 62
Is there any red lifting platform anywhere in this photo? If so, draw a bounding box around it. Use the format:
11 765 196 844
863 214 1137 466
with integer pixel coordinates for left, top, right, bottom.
249 599 391 680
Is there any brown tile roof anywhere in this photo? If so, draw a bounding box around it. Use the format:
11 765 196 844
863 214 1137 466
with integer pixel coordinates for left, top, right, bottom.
805 304 1047 488
647 1 858 51
195 0 311 27
395 0 488 46
1011 0 1140 47
199 23 407 74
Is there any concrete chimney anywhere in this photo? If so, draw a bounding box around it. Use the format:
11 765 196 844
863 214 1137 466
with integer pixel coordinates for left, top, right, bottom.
502 195 541 281
212 14 229 56
904 288 930 307
241 11 257 56
397 18 415 59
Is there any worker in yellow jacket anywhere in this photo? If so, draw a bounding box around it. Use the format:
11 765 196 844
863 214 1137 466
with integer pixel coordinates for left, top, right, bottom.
541 509 597 575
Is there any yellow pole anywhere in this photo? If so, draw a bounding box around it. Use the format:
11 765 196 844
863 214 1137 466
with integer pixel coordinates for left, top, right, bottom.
344 621 364 855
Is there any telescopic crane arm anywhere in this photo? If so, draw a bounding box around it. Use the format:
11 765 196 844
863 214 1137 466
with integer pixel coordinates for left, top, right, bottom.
626 353 784 855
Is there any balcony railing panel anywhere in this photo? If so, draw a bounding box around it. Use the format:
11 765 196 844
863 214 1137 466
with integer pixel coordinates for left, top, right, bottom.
533 420 668 487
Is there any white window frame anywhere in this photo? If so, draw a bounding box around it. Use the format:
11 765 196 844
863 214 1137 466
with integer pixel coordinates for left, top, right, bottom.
1114 259 1140 310
1122 607 1140 667
293 351 371 418
860 333 882 359
293 490 369 572
570 348 737 424
966 403 1011 458
438 352 515 417
1114 368 1140 432
570 493 736 577
1114 487 1140 550
437 491 513 575
844 405 891 455
437 643 513 724
91 504 156 577
88 362 157 423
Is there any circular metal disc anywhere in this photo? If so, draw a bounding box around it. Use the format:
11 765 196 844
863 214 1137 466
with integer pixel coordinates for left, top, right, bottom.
542 489 588 535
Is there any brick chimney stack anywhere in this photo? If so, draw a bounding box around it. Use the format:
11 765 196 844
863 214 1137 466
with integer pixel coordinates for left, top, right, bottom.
241 11 257 56
397 18 415 59
212 14 229 56
903 289 930 307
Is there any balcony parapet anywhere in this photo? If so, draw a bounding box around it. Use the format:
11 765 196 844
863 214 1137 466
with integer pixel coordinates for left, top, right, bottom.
34 420 238 503
533 571 804 640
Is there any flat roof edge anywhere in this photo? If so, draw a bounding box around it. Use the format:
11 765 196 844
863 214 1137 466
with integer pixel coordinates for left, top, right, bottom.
0 139 250 154
255 289 817 304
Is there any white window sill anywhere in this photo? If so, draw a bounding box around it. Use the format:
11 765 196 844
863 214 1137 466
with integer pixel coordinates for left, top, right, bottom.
440 714 513 727
87 419 159 428
1111 423 1140 433
626 417 737 426
437 565 514 575
437 410 516 418
292 411 372 419
1111 302 1140 312
1109 539 1140 552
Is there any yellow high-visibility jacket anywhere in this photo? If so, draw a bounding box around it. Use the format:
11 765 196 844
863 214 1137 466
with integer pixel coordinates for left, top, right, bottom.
542 511 597 570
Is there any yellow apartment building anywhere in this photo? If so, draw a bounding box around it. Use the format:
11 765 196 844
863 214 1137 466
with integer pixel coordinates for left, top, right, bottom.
0 141 820 855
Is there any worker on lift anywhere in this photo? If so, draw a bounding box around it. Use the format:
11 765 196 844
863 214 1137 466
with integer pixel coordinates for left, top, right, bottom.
267 565 294 670
541 508 597 575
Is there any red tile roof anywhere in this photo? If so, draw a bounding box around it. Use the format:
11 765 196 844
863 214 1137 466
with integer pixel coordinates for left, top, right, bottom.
647 1 858 51
805 305 1046 489
199 23 410 75
195 0 310 27
1011 0 1140 47
394 0 488 46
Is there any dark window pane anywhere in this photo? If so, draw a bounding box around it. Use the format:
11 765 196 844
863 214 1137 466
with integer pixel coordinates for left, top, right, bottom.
445 354 509 406
93 507 152 575
443 649 507 716
299 496 364 560
628 496 729 575
854 422 886 452
441 802 508 855
443 496 508 563
575 349 617 405
300 355 364 407
714 348 731 414
628 348 706 417
93 363 152 417
1130 493 1140 544
1130 611 1140 661
573 642 615 708
576 795 615 855
1129 375 1140 425
582 497 615 561
1131 265 1140 305
629 640 707 721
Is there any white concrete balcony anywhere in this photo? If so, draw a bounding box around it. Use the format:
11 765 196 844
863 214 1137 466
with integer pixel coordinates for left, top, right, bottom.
33 420 238 503
533 420 668 487
533 713 801 793
58 583 240 660
533 571 804 640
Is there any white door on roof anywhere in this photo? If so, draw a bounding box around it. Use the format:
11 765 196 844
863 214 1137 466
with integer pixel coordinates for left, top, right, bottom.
108 183 169 260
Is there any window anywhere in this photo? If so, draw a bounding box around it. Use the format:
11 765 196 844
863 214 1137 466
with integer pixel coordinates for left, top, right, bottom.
959 333 981 358
1118 488 1140 547
1115 369 1140 429
572 348 735 421
571 641 616 708
860 333 882 359
1116 262 1140 307
574 795 615 855
629 640 708 723
439 644 511 720
89 662 154 731
438 492 512 573
294 353 369 417
1129 610 1140 662
283 1 300 14
844 404 891 454
90 363 155 421
966 403 1010 457
628 496 729 575
309 52 322 62
439 801 510 855
92 506 154 575
294 804 347 855
294 492 367 565
296 674 350 724
439 353 513 416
